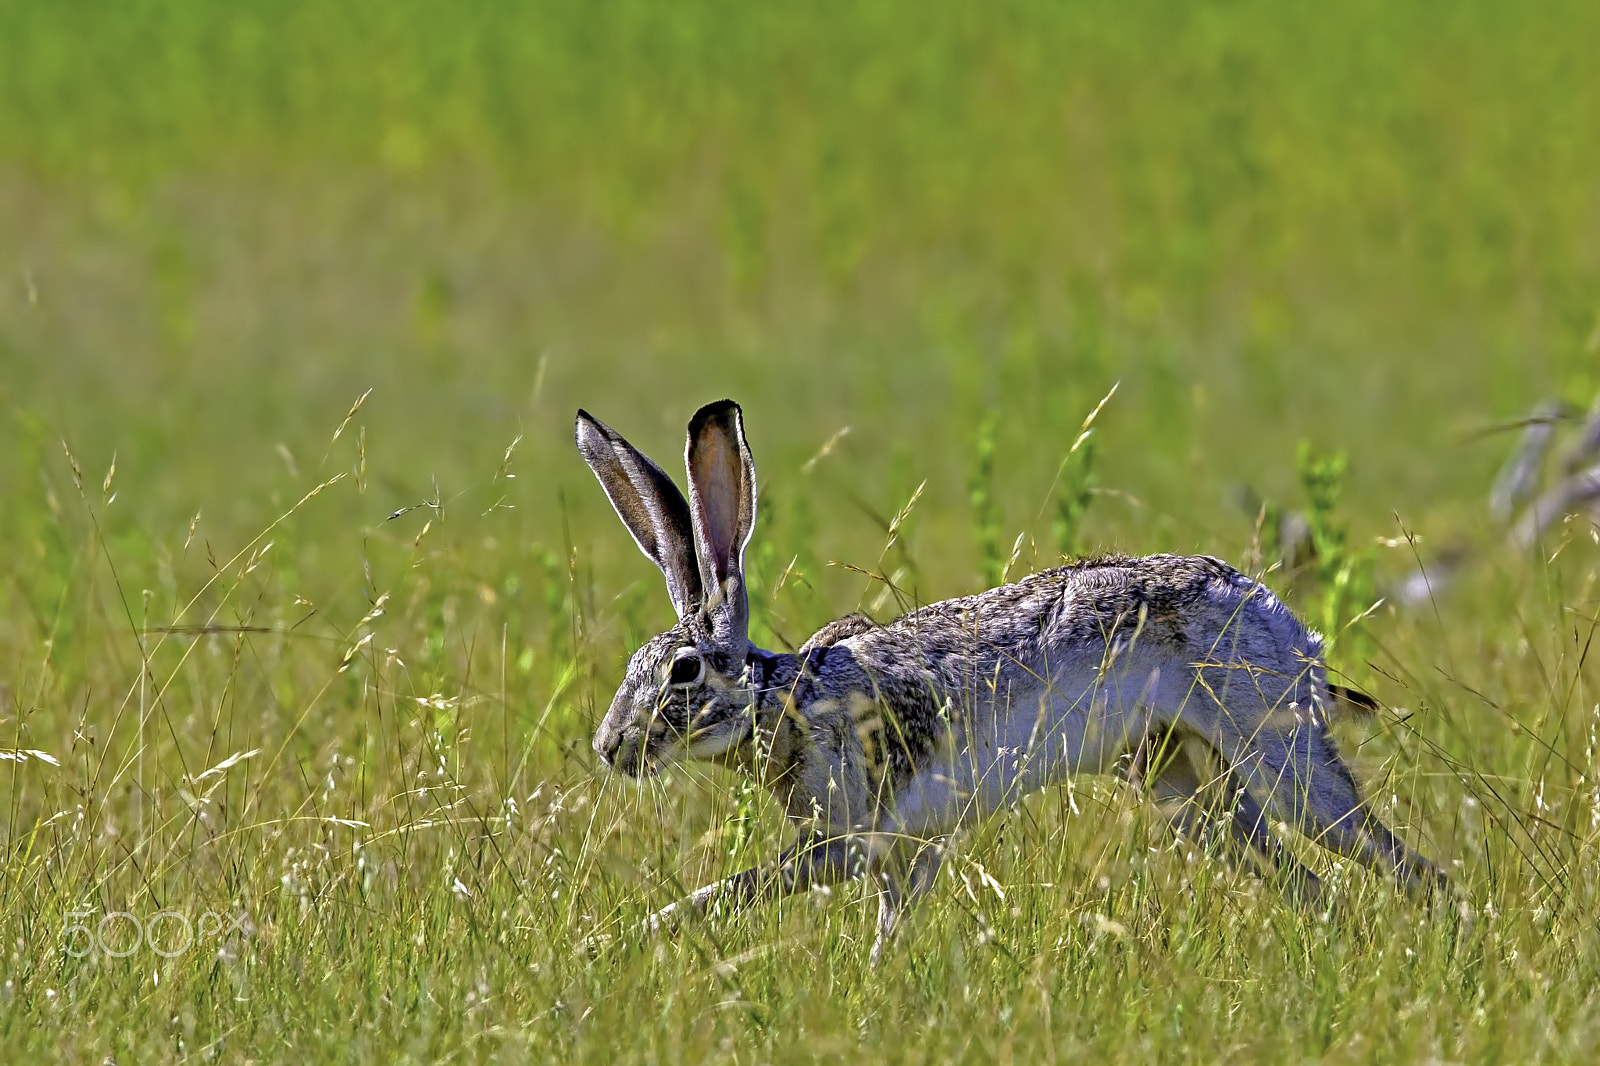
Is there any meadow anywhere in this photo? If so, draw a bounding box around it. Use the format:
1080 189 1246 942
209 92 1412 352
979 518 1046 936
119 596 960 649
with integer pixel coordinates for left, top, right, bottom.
2 2 1600 1061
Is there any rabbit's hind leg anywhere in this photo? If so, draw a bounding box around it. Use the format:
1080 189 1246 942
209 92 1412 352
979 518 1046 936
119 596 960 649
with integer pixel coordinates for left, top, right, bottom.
1236 723 1445 896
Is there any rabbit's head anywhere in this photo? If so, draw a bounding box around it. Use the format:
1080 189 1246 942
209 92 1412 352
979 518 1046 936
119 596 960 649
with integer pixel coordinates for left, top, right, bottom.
576 400 759 777
589 620 766 776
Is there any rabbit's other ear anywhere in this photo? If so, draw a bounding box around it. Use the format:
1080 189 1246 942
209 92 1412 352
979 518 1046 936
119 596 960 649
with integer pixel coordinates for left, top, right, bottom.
685 400 757 646
575 409 703 619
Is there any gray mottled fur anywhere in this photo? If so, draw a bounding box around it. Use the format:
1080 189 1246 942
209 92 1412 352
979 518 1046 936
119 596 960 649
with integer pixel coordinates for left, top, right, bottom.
577 401 1445 961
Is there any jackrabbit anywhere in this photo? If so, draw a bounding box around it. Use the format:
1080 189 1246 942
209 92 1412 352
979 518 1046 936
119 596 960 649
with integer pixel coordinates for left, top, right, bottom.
576 399 1443 959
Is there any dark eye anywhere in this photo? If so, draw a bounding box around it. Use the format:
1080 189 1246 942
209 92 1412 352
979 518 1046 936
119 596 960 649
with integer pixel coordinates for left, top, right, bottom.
667 651 704 687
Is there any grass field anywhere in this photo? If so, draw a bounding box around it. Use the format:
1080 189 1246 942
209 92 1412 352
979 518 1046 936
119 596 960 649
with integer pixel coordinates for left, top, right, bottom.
3 2 1600 1061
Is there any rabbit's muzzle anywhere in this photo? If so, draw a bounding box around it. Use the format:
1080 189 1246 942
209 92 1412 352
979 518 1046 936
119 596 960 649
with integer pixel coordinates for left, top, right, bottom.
595 690 676 776
593 719 648 776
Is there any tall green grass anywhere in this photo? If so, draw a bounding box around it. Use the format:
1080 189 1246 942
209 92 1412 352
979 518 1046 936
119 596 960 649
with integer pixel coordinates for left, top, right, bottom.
3 1 1600 1061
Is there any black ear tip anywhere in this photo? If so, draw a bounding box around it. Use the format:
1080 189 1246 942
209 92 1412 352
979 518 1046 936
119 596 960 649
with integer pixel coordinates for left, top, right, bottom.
575 409 619 454
689 399 742 432
576 407 613 439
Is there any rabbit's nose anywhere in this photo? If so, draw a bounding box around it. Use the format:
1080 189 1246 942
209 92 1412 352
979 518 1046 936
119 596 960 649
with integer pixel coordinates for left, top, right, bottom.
594 730 621 767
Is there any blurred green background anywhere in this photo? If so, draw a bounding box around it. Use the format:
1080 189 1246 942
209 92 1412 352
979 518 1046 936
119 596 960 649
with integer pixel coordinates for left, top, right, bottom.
3 3 1600 1061
5 1 1595 554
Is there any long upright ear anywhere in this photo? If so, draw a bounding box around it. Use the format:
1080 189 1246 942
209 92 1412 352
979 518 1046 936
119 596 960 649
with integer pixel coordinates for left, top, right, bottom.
685 400 757 646
575 409 703 619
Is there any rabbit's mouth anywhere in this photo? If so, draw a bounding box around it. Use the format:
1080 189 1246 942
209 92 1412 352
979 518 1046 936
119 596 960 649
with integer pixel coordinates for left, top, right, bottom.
597 725 650 777
597 717 680 778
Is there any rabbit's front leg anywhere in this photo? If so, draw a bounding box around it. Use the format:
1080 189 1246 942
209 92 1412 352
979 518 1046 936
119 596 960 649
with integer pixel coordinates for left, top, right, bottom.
641 831 862 938
870 838 947 966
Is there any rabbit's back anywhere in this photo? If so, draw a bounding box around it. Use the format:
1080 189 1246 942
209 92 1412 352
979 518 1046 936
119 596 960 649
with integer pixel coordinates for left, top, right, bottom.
864 553 1321 689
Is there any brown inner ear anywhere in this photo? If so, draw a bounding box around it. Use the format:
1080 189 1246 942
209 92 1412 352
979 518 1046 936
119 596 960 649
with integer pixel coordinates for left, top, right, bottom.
688 415 754 587
684 400 757 647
